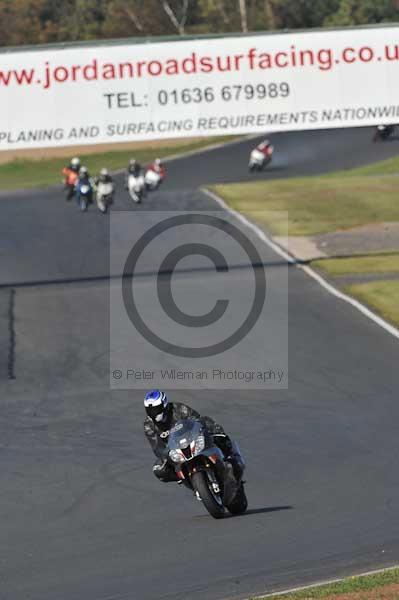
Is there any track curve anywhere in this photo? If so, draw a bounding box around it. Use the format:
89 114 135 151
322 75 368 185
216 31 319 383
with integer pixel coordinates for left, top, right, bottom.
1 126 399 600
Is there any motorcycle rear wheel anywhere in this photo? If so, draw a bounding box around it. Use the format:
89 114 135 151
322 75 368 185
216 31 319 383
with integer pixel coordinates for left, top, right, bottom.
191 471 225 519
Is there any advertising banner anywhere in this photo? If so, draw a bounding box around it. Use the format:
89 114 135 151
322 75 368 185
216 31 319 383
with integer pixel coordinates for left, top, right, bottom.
1 26 399 150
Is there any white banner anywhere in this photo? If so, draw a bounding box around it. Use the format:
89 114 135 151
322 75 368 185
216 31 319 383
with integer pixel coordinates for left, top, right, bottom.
1 26 399 150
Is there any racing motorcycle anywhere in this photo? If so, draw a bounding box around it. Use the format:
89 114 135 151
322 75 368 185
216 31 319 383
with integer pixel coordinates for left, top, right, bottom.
373 124 395 142
76 179 93 212
249 145 274 172
96 181 114 213
167 418 247 519
144 168 163 191
127 173 146 203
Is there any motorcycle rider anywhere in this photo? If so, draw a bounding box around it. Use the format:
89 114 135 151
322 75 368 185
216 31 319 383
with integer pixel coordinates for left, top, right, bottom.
256 139 273 159
94 168 114 210
76 165 93 206
62 157 81 197
78 165 91 181
374 124 395 141
125 158 142 187
143 389 244 483
147 158 166 181
94 167 114 186
62 156 81 178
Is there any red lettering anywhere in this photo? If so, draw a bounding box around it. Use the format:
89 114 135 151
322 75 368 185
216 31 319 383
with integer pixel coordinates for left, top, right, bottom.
342 47 356 63
275 52 288 67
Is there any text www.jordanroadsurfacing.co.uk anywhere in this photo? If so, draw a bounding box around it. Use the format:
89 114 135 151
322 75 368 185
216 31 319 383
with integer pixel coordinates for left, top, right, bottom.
3 43 399 89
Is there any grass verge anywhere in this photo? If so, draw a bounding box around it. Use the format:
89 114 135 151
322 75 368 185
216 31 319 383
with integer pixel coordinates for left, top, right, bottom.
256 567 399 600
211 175 399 237
337 154 399 177
344 280 399 327
312 253 399 276
0 136 237 191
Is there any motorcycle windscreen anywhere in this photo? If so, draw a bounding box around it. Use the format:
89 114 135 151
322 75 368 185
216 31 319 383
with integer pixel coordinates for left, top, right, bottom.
168 419 202 451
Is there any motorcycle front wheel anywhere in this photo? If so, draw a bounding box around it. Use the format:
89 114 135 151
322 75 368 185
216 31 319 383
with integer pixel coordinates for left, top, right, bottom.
129 190 141 203
191 471 225 519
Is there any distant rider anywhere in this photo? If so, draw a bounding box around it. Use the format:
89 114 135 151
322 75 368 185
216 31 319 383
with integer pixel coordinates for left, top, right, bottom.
62 156 81 180
78 165 91 182
76 166 93 205
125 159 142 188
147 158 166 181
94 168 114 210
62 157 80 196
143 389 244 483
256 140 273 160
94 167 114 187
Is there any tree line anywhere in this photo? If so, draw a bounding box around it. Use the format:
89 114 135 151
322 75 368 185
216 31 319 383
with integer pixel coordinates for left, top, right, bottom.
1 0 399 48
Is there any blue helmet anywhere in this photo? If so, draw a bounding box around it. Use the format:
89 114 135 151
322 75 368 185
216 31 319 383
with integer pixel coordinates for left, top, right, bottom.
144 390 169 422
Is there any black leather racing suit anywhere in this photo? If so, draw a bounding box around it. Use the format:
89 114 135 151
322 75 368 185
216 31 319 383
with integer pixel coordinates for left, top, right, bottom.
143 402 244 482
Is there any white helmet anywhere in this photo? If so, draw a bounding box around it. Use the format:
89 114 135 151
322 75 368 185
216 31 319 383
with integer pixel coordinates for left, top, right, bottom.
100 168 109 177
79 166 88 176
70 157 81 171
155 158 162 167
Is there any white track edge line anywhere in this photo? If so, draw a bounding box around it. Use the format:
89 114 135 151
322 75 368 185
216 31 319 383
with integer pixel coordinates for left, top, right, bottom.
203 188 295 264
203 188 399 341
247 564 399 600
300 264 399 339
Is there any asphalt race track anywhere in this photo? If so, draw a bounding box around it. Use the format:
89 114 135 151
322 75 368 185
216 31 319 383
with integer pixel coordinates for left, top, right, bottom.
1 127 399 600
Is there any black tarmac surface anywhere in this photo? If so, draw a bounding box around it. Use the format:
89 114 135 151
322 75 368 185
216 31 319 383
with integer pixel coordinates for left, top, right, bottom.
1 127 399 600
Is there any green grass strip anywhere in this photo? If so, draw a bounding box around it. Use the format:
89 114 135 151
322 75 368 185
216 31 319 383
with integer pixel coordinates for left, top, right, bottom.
313 254 399 276
339 155 399 177
344 280 399 328
256 567 399 600
212 174 399 236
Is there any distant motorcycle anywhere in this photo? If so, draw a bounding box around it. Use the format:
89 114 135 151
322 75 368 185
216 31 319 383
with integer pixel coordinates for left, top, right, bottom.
373 125 395 142
249 144 274 172
76 180 93 212
96 181 114 213
128 173 146 203
167 418 247 519
144 168 163 191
